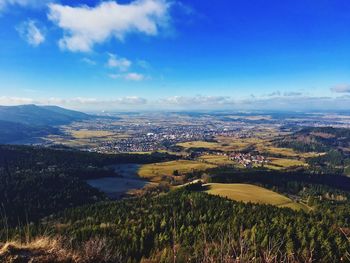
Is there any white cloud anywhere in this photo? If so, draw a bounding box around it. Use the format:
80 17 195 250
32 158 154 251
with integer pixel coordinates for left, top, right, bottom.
114 96 147 104
0 96 34 105
0 0 51 11
16 20 45 46
124 72 145 81
109 72 145 81
48 0 171 52
161 96 235 105
0 96 147 108
331 84 350 93
107 53 131 71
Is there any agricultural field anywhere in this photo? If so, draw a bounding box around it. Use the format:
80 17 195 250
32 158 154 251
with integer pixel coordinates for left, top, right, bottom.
178 136 266 152
198 154 235 165
204 183 309 211
177 141 220 149
45 135 100 147
255 142 321 158
45 128 130 149
138 160 217 182
69 129 116 139
265 157 307 170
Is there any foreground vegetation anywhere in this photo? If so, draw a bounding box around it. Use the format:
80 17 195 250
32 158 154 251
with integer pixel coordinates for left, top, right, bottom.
4 188 347 262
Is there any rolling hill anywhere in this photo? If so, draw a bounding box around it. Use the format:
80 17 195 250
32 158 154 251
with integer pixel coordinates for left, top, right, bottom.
0 120 59 144
0 104 92 126
275 126 350 153
0 105 93 144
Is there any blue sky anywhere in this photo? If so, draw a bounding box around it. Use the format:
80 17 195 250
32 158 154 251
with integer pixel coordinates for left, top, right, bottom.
0 0 350 111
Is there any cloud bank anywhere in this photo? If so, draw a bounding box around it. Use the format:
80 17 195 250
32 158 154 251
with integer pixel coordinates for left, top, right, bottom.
2 94 350 111
48 0 171 52
331 84 350 93
0 0 51 11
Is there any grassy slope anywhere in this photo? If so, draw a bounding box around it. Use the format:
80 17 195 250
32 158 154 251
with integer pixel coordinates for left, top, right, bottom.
204 183 308 211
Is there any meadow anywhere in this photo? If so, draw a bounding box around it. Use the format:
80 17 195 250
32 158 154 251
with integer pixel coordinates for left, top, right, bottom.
204 183 309 211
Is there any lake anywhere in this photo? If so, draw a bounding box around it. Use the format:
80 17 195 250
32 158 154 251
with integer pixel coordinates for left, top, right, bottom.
87 164 151 199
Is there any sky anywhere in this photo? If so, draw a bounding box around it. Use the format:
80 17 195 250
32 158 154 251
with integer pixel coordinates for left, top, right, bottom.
0 0 350 111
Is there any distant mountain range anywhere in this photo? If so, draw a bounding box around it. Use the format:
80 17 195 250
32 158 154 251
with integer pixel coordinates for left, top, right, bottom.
0 105 92 144
0 104 91 126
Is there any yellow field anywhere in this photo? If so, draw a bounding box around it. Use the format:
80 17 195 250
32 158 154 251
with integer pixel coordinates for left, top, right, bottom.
46 129 131 150
178 138 319 161
177 141 219 149
255 141 321 158
138 160 217 182
178 137 265 152
70 129 116 139
204 183 308 211
265 157 307 170
198 154 235 165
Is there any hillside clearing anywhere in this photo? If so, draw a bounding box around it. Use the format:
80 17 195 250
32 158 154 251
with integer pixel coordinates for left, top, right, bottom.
204 183 308 211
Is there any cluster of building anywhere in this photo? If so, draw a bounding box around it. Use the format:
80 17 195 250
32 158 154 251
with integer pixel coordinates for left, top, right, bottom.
54 114 276 154
88 123 244 153
229 152 269 168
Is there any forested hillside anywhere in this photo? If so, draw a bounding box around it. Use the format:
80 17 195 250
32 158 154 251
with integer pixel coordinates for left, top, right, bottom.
0 105 91 126
0 145 177 224
275 126 350 153
16 188 349 262
0 120 59 143
0 105 95 143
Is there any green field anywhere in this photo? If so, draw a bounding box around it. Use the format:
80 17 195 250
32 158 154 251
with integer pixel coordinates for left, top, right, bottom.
138 160 216 182
204 183 308 211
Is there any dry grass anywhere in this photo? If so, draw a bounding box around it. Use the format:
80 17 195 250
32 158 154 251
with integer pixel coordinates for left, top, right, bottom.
70 129 116 139
0 236 77 263
0 236 122 263
204 183 308 211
